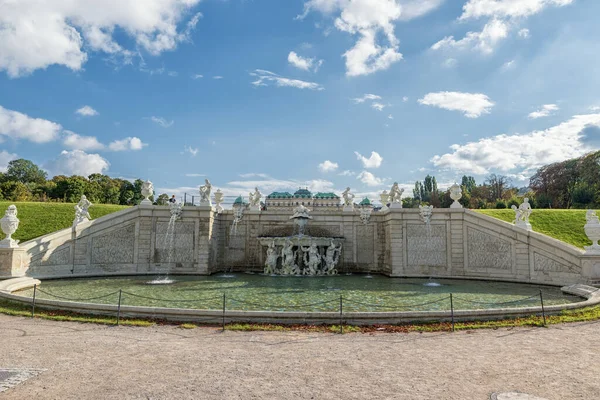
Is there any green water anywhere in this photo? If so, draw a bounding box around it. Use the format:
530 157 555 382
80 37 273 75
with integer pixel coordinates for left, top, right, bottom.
18 274 582 312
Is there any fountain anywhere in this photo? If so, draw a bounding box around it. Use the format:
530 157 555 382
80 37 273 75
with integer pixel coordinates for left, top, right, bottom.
260 204 343 276
147 202 182 285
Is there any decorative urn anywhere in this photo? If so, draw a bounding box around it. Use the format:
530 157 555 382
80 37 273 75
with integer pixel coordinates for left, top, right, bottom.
140 180 154 205
0 205 20 248
584 210 600 254
214 189 224 213
449 183 462 209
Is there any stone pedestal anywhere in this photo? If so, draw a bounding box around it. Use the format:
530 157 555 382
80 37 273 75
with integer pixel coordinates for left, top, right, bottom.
0 238 19 248
249 205 261 212
140 198 152 206
450 201 462 209
389 202 402 209
343 205 354 212
515 221 532 231
72 217 90 227
199 200 212 208
0 247 27 278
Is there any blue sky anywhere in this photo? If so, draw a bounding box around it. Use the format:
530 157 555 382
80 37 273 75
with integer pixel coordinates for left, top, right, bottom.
0 0 599 203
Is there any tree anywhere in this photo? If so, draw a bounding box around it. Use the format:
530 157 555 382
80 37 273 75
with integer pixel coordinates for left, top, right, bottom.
5 159 47 184
461 176 476 193
0 181 31 201
156 193 170 206
485 174 511 201
413 181 423 202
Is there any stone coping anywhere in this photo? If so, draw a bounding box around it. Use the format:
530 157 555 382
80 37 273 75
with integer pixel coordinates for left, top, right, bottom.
1 277 598 325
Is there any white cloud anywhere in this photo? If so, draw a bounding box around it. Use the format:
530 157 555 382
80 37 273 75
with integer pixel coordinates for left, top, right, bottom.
318 160 339 172
402 96 409 102
357 171 386 187
518 28 530 38
501 59 516 70
0 105 61 143
184 145 198 156
250 69 324 90
288 51 324 72
185 173 206 177
298 0 441 76
590 106 600 112
430 113 600 178
0 1 202 77
432 19 508 54
354 151 383 168
239 173 270 179
213 76 223 79
432 0 572 54
528 104 559 119
418 91 495 118
0 150 18 172
442 58 458 68
388 114 394 119
150 116 174 128
46 150 110 177
108 137 146 151
192 74 203 79
353 94 382 103
75 105 99 117
63 131 105 151
339 170 356 176
371 102 386 111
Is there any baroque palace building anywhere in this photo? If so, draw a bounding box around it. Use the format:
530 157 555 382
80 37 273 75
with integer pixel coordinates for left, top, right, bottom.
265 188 341 211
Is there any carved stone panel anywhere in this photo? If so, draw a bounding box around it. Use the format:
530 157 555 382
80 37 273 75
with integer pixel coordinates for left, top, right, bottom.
92 224 135 264
533 252 581 274
466 227 512 270
30 245 71 267
154 221 195 263
356 225 374 264
406 224 447 267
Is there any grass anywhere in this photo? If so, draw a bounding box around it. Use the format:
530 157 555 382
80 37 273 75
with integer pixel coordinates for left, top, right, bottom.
1 297 599 333
0 201 129 242
475 209 591 249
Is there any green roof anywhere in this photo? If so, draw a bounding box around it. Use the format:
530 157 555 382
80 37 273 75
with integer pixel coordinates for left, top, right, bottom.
314 192 340 199
266 192 293 199
359 197 372 206
233 196 247 205
293 188 312 198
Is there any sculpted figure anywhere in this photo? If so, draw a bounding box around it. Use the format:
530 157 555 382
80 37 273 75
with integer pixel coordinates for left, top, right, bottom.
280 239 298 275
518 198 532 223
323 240 341 275
342 187 355 207
389 182 404 204
264 241 280 274
74 195 92 225
249 187 262 208
199 179 212 204
418 204 433 225
301 241 322 275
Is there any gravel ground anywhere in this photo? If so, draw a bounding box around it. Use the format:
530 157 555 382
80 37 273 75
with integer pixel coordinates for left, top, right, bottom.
1 315 599 399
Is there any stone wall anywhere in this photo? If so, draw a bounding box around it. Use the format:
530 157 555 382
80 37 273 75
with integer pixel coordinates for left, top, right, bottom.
1 205 599 286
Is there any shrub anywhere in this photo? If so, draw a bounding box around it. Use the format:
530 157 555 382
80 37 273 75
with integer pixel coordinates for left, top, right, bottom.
495 200 507 209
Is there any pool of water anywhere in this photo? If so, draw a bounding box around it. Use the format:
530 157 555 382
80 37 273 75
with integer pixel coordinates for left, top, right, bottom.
17 274 582 312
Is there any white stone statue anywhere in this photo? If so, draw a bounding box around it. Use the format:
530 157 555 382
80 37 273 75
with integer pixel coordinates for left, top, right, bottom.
73 195 92 226
301 241 322 275
389 182 404 209
214 189 224 213
264 241 280 274
0 205 20 248
379 190 389 211
360 207 372 225
584 210 600 254
249 187 262 211
140 180 154 205
199 179 212 206
323 240 341 275
280 239 298 275
512 198 532 231
419 204 433 225
342 187 355 211
449 183 462 209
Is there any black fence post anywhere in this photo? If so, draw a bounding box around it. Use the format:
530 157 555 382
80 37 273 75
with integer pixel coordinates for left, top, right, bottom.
339 295 343 334
450 293 455 332
539 290 546 326
222 293 226 332
116 289 122 325
31 284 37 318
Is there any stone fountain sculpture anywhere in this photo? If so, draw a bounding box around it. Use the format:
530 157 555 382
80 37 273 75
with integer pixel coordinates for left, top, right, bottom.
199 179 212 207
73 195 92 226
214 189 224 213
380 190 389 211
512 198 532 231
360 201 372 225
389 182 404 209
249 187 262 211
280 239 299 275
140 180 154 205
323 240 342 275
584 210 600 255
290 204 313 236
0 205 20 248
301 241 322 275
231 200 244 236
419 204 434 225
342 187 355 212
449 183 462 209
264 241 280 274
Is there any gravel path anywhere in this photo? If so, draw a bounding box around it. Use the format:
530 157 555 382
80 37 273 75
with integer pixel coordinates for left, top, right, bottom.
1 315 599 399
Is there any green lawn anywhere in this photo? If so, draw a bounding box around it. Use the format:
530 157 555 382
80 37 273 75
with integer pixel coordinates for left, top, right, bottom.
0 202 129 243
475 209 591 249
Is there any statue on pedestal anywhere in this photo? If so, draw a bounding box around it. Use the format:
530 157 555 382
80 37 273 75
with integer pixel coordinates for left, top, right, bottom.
281 239 298 275
199 179 212 206
301 241 322 275
380 190 389 211
214 189 224 213
74 195 92 226
264 241 280 274
323 240 341 275
0 205 20 248
512 198 532 230
342 187 355 211
249 187 262 210
449 183 462 209
389 182 404 208
140 180 154 205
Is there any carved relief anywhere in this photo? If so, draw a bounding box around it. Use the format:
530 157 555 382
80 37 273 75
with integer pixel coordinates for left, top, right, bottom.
30 245 71 267
467 227 512 270
407 224 447 267
155 221 195 263
92 224 135 264
356 225 375 264
534 252 581 274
